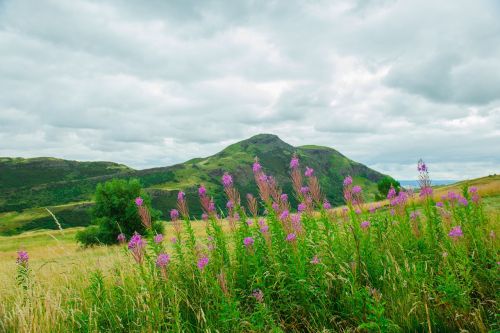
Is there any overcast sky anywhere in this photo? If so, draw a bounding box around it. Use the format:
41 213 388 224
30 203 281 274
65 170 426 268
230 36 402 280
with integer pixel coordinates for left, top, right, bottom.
1 0 499 179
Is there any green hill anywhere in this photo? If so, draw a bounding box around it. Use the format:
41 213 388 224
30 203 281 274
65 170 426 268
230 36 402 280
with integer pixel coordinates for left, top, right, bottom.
0 134 386 234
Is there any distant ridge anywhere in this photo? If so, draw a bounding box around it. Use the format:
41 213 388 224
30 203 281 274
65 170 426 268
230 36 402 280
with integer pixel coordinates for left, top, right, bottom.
0 134 387 234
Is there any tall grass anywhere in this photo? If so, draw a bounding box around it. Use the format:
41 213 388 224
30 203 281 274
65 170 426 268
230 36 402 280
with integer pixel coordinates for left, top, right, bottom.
1 158 498 332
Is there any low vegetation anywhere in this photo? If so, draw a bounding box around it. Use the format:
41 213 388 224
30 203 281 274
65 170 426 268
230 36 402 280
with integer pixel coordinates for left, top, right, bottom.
1 157 498 332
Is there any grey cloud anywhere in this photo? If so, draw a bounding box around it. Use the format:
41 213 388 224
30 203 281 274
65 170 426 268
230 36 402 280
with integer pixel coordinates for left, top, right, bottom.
385 54 500 105
0 0 499 179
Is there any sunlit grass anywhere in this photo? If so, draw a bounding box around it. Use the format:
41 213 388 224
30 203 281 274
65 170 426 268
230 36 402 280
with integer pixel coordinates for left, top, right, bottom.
1 165 498 332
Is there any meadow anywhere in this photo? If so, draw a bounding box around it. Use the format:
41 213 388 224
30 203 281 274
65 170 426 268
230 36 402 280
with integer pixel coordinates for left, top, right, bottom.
0 158 499 332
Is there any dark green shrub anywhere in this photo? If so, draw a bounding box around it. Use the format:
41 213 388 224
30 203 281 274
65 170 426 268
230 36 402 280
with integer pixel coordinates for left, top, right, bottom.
377 176 401 198
76 179 161 246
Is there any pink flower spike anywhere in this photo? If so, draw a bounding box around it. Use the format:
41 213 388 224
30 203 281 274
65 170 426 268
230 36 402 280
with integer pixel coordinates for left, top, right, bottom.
343 176 353 187
243 237 254 247
222 172 233 187
170 209 179 221
16 250 29 265
310 255 320 264
304 167 314 177
135 197 144 206
360 221 370 229
117 233 126 244
448 226 463 238
156 253 170 267
197 256 209 270
154 234 164 244
286 233 297 242
198 185 207 197
252 161 262 173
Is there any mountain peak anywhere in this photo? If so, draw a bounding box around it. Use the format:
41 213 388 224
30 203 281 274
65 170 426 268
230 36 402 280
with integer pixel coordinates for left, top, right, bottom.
245 133 284 143
217 134 294 157
231 133 293 150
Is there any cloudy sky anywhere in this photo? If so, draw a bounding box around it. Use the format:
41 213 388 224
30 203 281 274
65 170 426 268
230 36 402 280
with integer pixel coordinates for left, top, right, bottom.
1 0 499 179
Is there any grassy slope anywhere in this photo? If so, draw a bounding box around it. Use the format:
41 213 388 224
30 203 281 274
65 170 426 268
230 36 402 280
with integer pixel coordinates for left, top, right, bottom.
0 193 498 331
0 134 386 235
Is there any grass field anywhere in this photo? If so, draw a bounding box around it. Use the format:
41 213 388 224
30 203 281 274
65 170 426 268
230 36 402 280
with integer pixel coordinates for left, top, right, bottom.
1 167 499 332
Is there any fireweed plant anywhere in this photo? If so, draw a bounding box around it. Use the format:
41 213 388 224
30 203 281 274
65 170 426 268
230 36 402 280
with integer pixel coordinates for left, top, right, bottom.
7 158 499 332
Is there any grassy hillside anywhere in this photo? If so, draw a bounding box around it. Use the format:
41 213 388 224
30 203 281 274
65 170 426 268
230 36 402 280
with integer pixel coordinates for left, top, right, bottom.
0 157 131 190
0 157 134 212
0 134 386 234
1 170 498 332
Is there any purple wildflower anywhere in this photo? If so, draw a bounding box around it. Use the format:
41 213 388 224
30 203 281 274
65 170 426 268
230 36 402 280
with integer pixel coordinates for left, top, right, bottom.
246 219 253 226
355 208 362 215
387 187 397 200
128 233 146 263
420 186 433 198
226 200 234 209
436 201 444 207
252 289 264 303
352 185 362 194
458 197 468 206
310 256 320 264
128 233 145 250
291 214 301 230
16 250 29 265
222 172 233 187
243 237 254 247
170 209 179 221
252 161 262 173
117 233 126 244
410 211 419 220
469 186 478 193
286 233 297 242
233 212 240 221
201 213 208 221
260 224 269 233
208 201 215 212
280 193 288 202
198 185 207 197
323 200 331 210
297 203 306 212
135 197 143 206
304 167 314 177
343 176 353 187
279 210 289 220
300 186 309 194
197 256 209 270
417 161 428 172
360 221 370 229
170 237 177 244
369 205 376 214
154 234 164 244
156 253 170 267
448 226 463 238
290 156 299 169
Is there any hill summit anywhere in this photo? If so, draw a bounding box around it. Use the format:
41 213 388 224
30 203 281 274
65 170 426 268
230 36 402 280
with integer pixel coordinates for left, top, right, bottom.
0 134 386 234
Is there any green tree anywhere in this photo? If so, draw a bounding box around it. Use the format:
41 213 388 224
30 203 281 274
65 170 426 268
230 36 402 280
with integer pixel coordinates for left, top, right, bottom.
76 179 162 246
377 176 401 199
